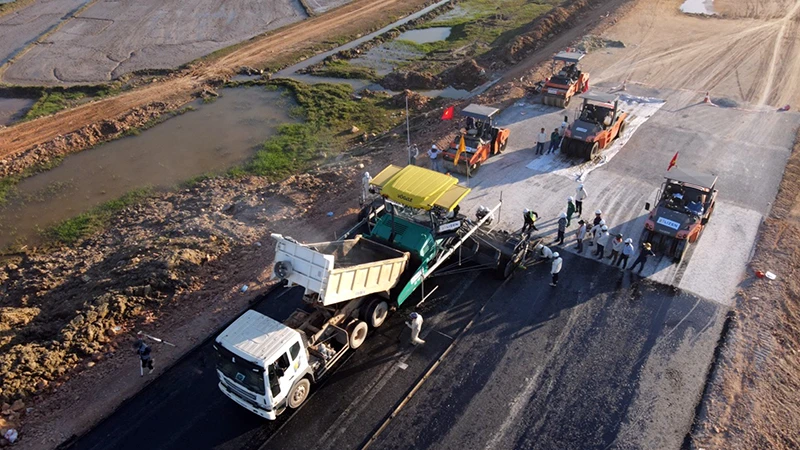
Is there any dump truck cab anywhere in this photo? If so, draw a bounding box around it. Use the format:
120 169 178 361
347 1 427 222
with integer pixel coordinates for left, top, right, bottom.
642 167 718 262
542 50 590 108
442 104 510 176
562 92 628 161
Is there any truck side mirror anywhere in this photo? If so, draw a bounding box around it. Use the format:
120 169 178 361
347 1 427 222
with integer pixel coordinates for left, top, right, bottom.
644 202 650 211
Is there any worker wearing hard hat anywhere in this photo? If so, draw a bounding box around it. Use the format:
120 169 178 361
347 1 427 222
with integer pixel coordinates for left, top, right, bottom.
556 212 567 245
630 242 656 275
616 238 636 269
575 184 588 216
360 171 372 206
406 312 425 345
428 144 443 173
522 208 539 234
595 225 610 259
550 252 563 287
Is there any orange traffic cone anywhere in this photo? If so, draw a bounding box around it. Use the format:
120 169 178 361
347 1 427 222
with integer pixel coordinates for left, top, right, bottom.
779 104 791 111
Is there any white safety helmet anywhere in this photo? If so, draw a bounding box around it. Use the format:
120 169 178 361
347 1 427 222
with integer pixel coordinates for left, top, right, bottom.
595 209 602 215
599 219 606 225
568 196 574 202
624 238 633 244
431 144 438 150
559 212 567 218
601 225 608 231
552 252 560 258
524 208 530 213
363 171 370 179
578 184 584 189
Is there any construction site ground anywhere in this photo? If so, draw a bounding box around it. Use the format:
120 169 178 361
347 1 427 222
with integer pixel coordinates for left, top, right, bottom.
2 0 800 448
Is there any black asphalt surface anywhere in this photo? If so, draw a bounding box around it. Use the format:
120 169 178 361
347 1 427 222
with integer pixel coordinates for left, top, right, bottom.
64 252 726 450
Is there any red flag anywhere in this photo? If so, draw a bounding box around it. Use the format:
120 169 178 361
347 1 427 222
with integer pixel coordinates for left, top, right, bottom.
667 152 678 171
441 106 454 120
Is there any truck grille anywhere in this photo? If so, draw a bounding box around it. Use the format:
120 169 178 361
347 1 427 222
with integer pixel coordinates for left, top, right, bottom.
223 378 258 404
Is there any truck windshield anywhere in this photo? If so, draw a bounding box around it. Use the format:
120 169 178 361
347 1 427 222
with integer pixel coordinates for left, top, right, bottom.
213 344 266 395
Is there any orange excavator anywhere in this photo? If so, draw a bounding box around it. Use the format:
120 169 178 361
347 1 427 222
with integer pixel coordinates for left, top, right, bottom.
441 104 510 177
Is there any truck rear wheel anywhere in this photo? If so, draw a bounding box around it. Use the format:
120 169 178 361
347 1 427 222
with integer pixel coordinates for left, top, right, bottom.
288 378 311 409
349 321 369 349
363 299 389 328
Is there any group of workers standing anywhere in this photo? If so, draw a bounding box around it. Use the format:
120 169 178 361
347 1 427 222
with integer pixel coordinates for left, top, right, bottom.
530 182 658 287
536 115 570 155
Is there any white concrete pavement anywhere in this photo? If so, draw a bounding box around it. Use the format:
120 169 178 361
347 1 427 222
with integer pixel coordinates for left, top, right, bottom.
453 85 800 307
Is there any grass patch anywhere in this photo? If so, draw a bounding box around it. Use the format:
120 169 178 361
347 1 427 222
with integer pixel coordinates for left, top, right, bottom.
238 80 401 179
22 84 125 121
0 157 64 206
44 188 154 245
403 0 560 58
306 60 379 81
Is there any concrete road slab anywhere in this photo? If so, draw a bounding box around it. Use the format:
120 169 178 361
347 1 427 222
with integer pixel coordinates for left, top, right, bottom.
454 86 799 306
0 0 88 65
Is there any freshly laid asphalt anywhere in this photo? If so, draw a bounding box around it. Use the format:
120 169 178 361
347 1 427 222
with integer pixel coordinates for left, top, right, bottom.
64 250 725 450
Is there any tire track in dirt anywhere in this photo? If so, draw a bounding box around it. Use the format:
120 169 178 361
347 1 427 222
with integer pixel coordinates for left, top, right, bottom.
757 0 800 105
0 0 420 162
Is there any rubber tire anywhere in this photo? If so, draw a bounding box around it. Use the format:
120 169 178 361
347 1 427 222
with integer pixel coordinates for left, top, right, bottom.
287 378 311 409
587 142 600 161
495 241 527 280
674 239 688 263
562 96 570 108
467 161 481 177
363 298 389 328
561 139 572 156
617 120 627 139
348 321 369 349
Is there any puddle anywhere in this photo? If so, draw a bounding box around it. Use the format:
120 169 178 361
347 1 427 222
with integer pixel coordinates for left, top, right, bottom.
397 27 451 44
0 97 35 126
418 86 471 99
350 43 427 76
0 87 296 248
680 0 715 15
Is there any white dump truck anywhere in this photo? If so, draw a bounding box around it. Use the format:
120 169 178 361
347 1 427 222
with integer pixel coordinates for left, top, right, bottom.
214 234 410 419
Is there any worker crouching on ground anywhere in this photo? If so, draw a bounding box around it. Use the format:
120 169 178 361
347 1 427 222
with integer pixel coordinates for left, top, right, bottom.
133 339 155 376
550 252 563 287
406 313 425 345
630 242 655 275
556 212 567 245
522 208 539 234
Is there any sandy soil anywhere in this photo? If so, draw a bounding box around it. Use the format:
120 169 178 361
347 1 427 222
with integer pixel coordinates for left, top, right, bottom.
690 134 800 450
0 0 433 167
2 0 308 84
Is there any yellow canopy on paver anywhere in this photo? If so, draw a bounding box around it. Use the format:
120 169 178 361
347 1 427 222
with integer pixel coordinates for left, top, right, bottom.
370 165 471 212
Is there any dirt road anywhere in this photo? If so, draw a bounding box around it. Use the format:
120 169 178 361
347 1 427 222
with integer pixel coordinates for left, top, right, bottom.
0 0 431 162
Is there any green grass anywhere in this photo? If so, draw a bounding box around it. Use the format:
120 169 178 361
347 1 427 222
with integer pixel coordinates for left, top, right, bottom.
399 0 559 59
238 80 401 179
22 84 125 121
0 157 64 206
306 60 379 81
45 188 154 245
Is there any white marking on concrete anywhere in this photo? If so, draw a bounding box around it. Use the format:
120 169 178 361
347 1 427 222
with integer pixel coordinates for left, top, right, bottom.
679 0 715 16
525 95 666 181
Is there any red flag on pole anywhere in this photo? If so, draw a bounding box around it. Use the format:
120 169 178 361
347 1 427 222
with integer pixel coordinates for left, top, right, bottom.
667 152 679 171
441 106 454 120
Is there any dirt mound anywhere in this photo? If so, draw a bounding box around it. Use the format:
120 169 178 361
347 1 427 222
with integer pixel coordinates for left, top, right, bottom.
0 101 181 179
491 0 594 65
438 59 488 90
380 70 443 91
391 90 430 110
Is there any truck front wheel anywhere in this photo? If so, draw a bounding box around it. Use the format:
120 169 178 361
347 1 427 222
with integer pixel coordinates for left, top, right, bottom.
349 321 369 349
288 378 311 409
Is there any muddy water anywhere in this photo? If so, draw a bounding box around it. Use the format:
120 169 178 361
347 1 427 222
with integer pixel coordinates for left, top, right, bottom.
397 27 451 44
0 97 34 126
0 88 295 248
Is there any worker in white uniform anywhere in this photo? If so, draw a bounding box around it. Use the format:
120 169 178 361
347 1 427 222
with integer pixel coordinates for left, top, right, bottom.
406 312 425 345
360 171 372 206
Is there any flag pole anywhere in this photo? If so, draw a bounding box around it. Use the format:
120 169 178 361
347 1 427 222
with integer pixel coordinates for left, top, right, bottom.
406 93 412 165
